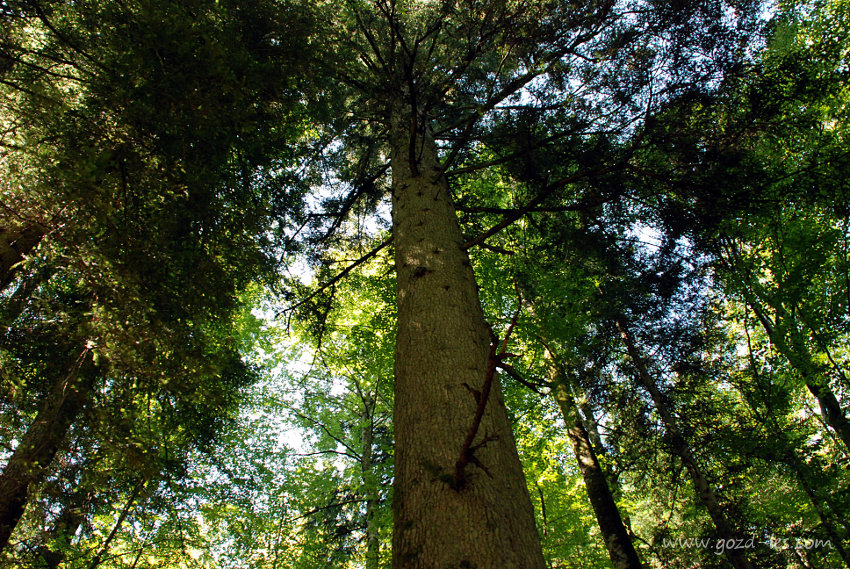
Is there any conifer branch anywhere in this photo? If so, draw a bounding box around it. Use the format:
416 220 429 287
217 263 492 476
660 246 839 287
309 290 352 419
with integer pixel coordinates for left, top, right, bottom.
277 237 392 317
462 165 622 250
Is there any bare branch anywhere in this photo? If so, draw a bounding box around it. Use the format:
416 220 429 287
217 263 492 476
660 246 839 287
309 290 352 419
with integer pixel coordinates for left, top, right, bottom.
496 361 547 394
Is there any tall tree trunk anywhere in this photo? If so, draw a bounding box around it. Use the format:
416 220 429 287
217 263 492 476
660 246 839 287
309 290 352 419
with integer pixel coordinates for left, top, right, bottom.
390 103 545 569
0 223 46 292
578 389 626 506
36 451 104 569
547 356 645 569
87 478 146 569
0 349 93 551
578 399 605 457
1 267 43 328
614 317 753 569
781 445 850 567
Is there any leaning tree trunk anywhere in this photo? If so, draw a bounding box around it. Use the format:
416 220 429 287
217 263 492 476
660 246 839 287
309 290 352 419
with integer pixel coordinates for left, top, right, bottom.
744 363 850 567
724 244 850 452
0 349 93 551
390 102 545 569
87 478 146 569
37 476 94 569
614 318 753 569
579 399 605 458
780 436 850 567
548 360 645 569
578 387 626 504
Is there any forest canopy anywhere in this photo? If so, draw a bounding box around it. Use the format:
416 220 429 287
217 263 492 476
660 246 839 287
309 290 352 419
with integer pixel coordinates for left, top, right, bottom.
1 0 849 568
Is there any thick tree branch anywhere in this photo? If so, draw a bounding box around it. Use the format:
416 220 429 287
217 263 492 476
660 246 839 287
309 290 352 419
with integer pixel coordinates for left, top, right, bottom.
288 498 366 523
316 163 390 243
290 409 362 460
454 330 499 489
433 10 616 179
87 479 146 569
294 449 362 461
445 131 576 178
28 1 109 73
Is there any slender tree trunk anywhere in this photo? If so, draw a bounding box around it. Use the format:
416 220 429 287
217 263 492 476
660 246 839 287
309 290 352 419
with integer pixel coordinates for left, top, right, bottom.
0 349 93 551
578 392 627 507
747 296 850 451
87 478 146 569
0 223 46 292
795 548 814 569
547 359 644 569
361 405 380 569
1 267 42 328
36 451 104 569
535 483 548 538
390 101 545 569
614 317 753 569
760 412 850 566
579 400 605 457
741 344 850 567
783 450 850 567
725 245 850 451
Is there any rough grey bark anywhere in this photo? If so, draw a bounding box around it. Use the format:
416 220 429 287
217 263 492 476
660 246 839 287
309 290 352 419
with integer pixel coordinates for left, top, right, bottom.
0 349 93 551
0 223 46 292
614 317 753 569
549 362 645 569
390 101 545 569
